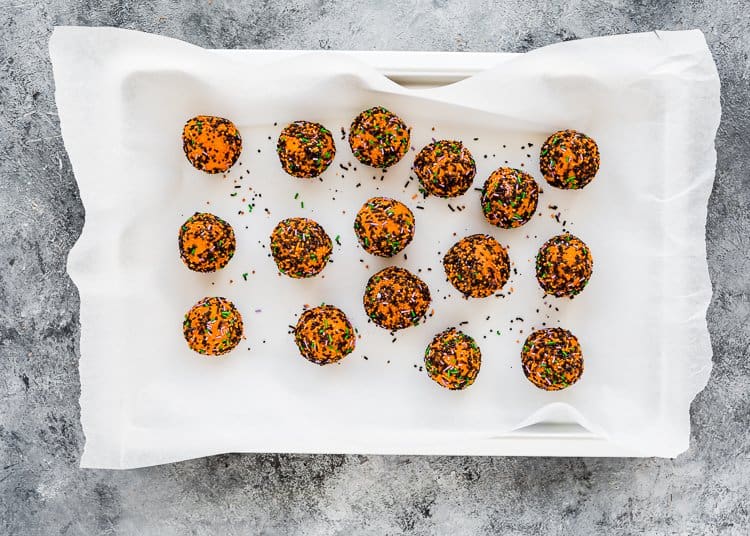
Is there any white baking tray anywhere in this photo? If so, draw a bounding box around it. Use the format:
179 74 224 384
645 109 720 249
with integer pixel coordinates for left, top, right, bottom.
55 28 718 467
213 48 637 457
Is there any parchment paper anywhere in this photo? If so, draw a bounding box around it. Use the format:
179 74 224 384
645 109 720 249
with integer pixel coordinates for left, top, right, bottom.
50 27 719 469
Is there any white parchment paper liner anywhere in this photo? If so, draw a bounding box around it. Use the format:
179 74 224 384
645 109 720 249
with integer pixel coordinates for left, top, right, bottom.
50 27 719 469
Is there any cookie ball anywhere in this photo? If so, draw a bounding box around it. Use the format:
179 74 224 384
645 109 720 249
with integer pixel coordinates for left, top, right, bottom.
481 167 539 228
443 234 510 298
521 328 583 391
182 115 242 174
413 140 476 198
535 234 593 297
270 217 332 278
183 296 244 356
178 212 236 272
363 267 431 331
348 106 410 169
354 197 415 257
424 328 481 390
539 129 600 189
277 121 336 178
294 305 356 365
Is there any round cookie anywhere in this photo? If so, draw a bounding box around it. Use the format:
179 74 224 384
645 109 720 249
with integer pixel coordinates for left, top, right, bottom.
348 106 410 169
539 129 600 189
481 167 539 228
521 328 583 391
424 328 481 390
270 217 332 278
354 197 415 257
535 234 593 297
363 266 431 331
183 296 244 356
443 234 510 298
178 212 236 272
277 121 336 178
413 140 476 198
182 115 242 173
294 305 356 365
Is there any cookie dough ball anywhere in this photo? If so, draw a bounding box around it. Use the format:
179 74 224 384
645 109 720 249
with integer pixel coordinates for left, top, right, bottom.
413 140 476 198
354 197 415 257
277 121 336 178
443 234 510 298
521 328 583 391
481 167 539 228
539 129 600 189
363 267 431 331
348 106 410 169
294 305 356 365
183 296 244 356
182 115 242 173
536 234 593 297
270 217 332 278
424 328 481 390
178 212 236 272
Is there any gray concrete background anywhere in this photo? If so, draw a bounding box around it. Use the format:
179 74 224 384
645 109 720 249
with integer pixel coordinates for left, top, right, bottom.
1 1 748 534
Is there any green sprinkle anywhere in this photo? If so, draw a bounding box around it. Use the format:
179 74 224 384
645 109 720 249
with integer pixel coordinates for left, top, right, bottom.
242 273 248 281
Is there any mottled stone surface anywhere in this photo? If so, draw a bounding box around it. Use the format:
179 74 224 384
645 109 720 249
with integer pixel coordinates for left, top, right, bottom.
1 1 749 534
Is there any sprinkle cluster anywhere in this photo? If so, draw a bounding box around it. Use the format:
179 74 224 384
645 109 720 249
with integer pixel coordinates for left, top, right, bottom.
363 267 431 331
539 129 600 189
348 106 411 169
183 296 244 356
178 212 236 273
535 233 593 298
294 305 356 365
182 115 242 173
270 217 333 279
443 234 510 298
424 328 481 390
413 139 476 198
521 327 583 390
277 121 336 178
481 167 540 228
354 197 415 257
